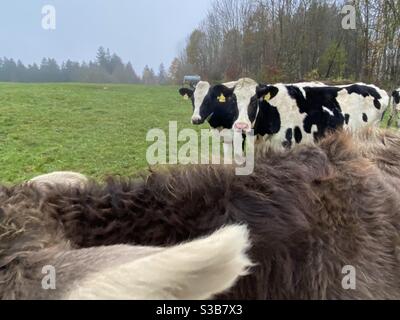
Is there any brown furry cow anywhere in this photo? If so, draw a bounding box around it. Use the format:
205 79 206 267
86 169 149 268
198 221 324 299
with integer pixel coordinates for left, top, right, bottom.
1 128 400 300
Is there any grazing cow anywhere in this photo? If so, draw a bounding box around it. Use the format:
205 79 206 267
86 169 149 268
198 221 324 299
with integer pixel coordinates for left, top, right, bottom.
29 127 400 300
29 171 88 191
255 83 389 150
0 215 252 300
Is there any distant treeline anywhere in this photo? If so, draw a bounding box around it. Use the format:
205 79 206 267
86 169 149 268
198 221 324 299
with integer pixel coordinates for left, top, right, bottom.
0 47 169 84
169 0 400 88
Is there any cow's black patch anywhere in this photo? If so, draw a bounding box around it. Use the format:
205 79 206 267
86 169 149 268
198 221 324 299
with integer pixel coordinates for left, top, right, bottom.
393 90 400 105
374 100 381 110
345 114 350 125
294 127 303 144
282 128 293 150
362 113 368 123
248 95 259 124
345 84 382 110
253 99 281 137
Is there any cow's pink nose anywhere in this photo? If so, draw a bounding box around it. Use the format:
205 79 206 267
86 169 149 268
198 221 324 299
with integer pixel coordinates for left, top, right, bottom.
234 122 250 132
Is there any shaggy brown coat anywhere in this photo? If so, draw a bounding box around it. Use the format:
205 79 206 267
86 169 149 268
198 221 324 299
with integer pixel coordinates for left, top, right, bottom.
1 128 400 299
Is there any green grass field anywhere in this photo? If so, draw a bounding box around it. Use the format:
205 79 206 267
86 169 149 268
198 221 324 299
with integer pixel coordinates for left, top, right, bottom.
0 83 208 184
0 82 397 184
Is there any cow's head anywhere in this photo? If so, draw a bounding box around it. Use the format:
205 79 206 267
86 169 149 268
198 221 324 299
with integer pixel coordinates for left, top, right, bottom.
256 85 280 115
232 78 258 134
179 81 211 124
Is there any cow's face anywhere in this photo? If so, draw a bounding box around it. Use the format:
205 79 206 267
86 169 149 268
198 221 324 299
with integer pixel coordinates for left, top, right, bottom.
179 81 211 125
232 80 258 133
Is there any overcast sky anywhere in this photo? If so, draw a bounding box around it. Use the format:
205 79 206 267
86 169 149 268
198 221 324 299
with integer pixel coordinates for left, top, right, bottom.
0 0 212 73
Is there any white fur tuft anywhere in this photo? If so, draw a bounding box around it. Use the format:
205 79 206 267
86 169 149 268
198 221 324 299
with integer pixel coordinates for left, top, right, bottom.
66 225 253 300
29 171 88 190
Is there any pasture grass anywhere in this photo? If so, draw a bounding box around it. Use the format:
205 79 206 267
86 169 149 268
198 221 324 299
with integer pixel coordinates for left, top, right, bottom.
0 82 398 184
0 83 208 184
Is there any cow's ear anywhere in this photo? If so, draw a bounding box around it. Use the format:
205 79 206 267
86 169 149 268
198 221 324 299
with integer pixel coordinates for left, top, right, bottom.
211 84 235 103
65 225 252 300
179 88 194 99
392 90 400 104
256 85 279 102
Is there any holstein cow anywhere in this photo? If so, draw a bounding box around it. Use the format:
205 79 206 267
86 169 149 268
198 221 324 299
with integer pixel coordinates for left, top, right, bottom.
254 83 389 151
0 213 252 300
336 83 389 129
181 78 259 158
228 81 325 134
179 80 239 159
15 127 400 300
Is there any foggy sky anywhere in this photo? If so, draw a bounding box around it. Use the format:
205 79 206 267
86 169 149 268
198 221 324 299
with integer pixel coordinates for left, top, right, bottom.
0 0 212 73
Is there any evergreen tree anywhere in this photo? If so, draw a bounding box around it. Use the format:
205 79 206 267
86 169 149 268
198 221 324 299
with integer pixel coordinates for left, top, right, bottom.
142 65 157 85
158 63 168 84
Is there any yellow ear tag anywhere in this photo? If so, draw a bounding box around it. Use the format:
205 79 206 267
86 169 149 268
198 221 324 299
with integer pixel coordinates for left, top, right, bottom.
218 94 226 103
183 94 189 100
264 93 272 102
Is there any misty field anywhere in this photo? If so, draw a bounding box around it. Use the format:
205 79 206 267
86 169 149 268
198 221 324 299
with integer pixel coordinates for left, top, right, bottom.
0 83 205 184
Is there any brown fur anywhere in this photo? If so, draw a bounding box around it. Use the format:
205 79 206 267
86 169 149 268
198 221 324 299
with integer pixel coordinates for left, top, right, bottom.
1 128 400 299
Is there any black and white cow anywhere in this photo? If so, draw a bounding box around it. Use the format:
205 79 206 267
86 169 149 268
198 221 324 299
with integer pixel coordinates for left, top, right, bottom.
254 83 389 150
228 81 325 134
334 83 389 129
179 80 237 125
179 80 244 159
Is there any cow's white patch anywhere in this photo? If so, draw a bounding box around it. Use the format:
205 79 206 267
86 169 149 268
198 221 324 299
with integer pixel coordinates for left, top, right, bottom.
65 225 253 300
294 81 326 87
233 78 258 131
192 81 211 121
322 106 334 116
